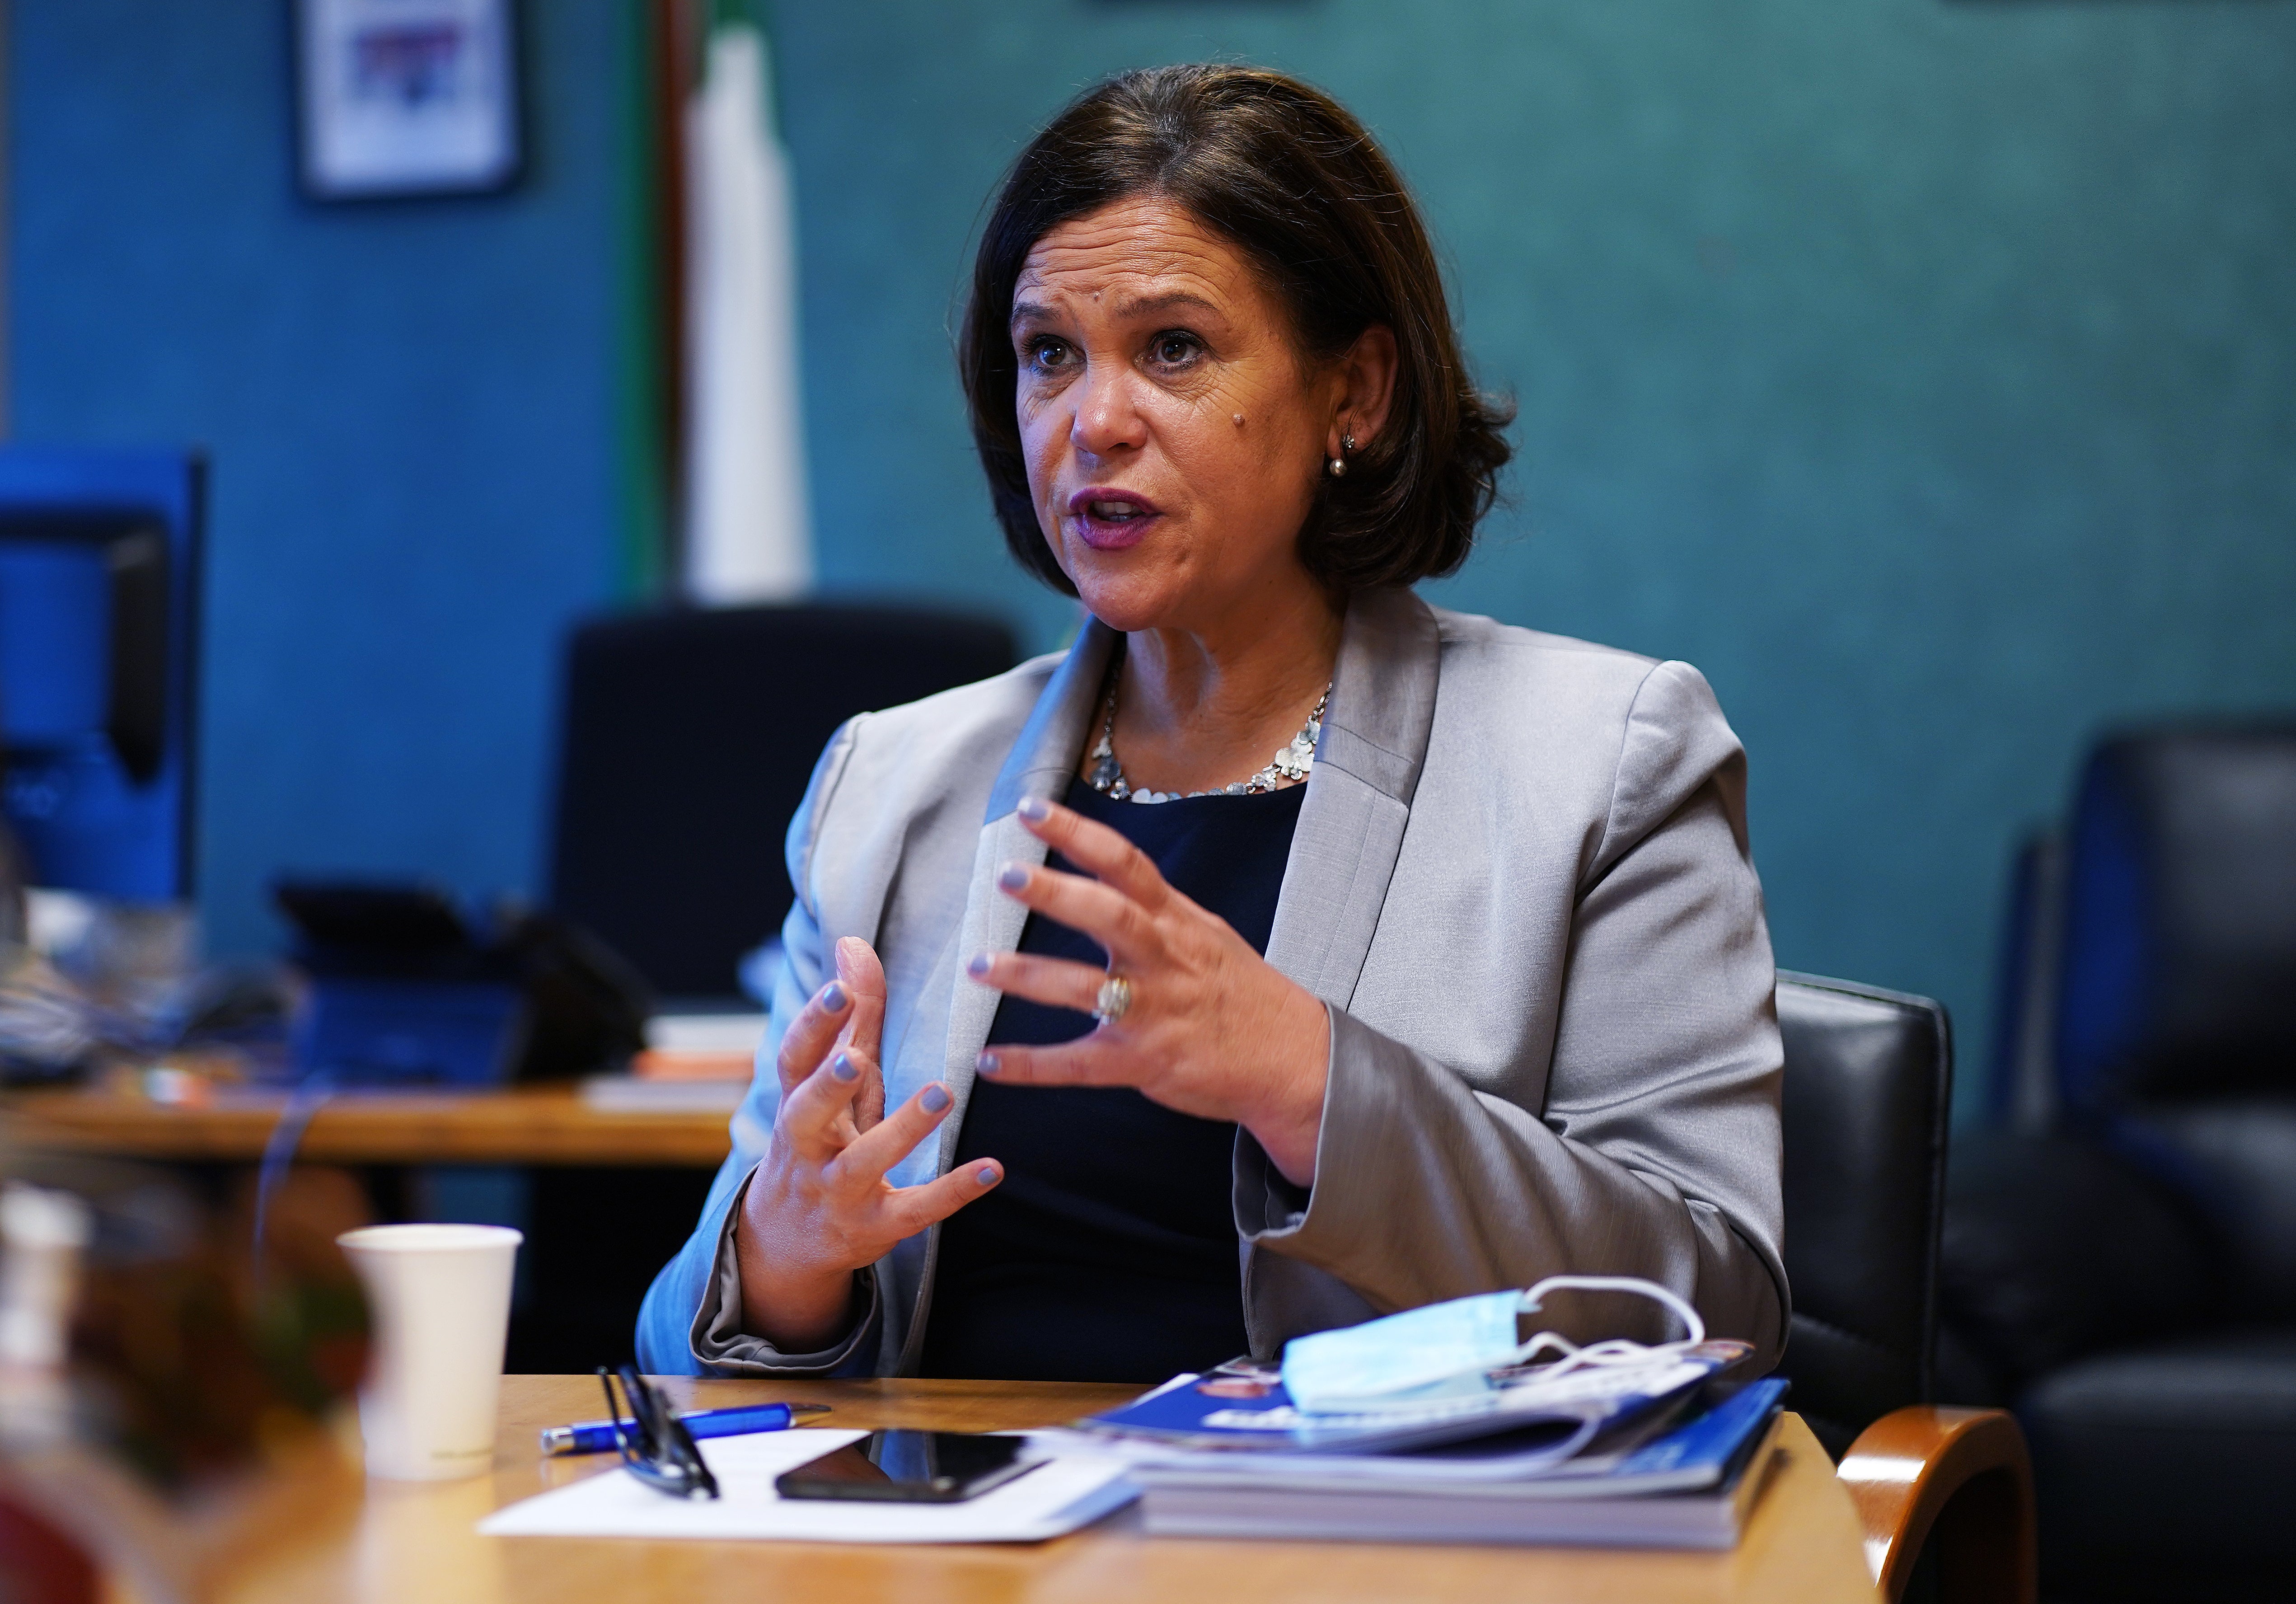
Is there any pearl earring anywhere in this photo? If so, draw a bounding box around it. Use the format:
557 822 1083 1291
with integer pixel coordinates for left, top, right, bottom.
1328 431 1357 478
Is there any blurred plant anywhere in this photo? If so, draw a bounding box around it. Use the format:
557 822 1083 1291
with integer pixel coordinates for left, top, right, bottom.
0 1149 371 1604
67 1166 370 1491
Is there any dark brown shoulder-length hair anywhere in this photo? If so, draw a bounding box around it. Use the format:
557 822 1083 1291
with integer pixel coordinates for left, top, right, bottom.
960 64 1514 597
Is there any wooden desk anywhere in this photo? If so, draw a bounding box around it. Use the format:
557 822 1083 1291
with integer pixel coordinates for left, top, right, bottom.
1 1086 733 1168
232 1376 1882 1604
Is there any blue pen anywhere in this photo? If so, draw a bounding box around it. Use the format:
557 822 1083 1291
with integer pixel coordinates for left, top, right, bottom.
539 1401 831 1457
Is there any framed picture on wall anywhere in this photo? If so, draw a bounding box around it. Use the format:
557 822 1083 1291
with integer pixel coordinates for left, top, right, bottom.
293 0 523 200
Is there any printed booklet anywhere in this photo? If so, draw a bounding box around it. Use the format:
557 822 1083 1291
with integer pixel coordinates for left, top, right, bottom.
1072 1339 1755 1464
1133 1382 1791 1548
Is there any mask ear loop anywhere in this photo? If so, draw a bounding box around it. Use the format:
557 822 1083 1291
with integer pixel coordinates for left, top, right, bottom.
1502 1275 1707 1378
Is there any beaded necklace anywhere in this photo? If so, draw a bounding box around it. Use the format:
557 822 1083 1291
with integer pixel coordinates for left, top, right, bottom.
1083 668 1330 804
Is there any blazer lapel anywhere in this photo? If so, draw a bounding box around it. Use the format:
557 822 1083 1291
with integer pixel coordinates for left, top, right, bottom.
896 620 1114 1373
1263 587 1441 1008
934 618 1119 1165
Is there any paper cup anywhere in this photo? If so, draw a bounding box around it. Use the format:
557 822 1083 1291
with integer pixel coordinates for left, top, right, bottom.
337 1223 522 1482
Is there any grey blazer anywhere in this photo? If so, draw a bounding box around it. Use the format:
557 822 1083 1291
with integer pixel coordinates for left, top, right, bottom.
635 587 1789 1377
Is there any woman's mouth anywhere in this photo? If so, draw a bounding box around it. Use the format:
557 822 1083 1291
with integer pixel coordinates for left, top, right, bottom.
1065 488 1162 551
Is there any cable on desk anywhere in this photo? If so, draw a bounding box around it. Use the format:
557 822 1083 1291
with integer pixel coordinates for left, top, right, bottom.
252 1072 333 1266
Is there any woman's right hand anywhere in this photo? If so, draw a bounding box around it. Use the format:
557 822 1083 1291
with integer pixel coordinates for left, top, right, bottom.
734 937 1002 1350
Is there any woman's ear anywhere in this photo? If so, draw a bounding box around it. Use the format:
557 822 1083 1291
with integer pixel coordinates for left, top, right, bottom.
1329 323 1400 456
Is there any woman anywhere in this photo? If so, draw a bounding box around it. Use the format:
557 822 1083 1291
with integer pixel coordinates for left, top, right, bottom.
638 65 1786 1383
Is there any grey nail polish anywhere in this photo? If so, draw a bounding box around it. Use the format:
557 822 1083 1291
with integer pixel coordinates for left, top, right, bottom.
1017 795 1051 823
820 981 848 1011
976 1166 999 1186
975 1051 1001 1077
965 952 992 979
921 1083 951 1114
996 863 1028 892
830 1051 859 1082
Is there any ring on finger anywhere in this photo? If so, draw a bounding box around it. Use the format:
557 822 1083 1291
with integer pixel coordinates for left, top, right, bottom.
1092 973 1133 1023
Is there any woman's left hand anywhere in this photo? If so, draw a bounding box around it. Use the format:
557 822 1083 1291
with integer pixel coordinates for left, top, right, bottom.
965 794 1331 1186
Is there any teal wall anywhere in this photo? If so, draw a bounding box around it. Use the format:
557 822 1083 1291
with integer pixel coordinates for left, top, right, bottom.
10 3 2293 1111
9 0 630 960
772 1 2296 1111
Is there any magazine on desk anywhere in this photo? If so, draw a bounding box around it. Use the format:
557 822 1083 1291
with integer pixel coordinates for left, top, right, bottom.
1129 1379 1791 1548
1069 1338 1754 1463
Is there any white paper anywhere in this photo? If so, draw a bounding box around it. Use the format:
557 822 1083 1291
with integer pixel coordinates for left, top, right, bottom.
478 1430 1139 1544
643 1013 768 1054
579 1077 749 1114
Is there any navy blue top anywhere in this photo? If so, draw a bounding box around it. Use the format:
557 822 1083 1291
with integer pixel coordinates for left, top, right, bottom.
919 775 1306 1383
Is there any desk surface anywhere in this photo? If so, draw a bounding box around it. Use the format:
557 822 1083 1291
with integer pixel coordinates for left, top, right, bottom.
1 1085 733 1167
232 1375 1881 1604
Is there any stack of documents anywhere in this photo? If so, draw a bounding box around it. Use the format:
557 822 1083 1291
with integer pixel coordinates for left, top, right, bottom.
581 1012 765 1112
1053 1345 1787 1550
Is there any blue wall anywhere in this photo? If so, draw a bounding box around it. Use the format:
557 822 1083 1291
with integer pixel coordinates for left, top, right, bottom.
14 2 2296 1110
770 1 2296 1110
9 0 625 958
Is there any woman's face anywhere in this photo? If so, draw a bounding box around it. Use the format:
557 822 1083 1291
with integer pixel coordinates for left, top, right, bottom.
1011 195 1351 635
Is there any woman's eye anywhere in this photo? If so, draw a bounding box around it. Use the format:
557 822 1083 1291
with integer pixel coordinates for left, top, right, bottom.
1150 333 1201 366
1026 339 1071 372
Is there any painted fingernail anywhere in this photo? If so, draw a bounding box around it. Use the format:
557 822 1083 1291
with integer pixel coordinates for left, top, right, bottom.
921 1083 951 1114
830 1050 860 1082
976 1165 1000 1187
975 1051 1002 1077
965 952 993 979
820 981 849 1011
996 863 1029 893
1017 795 1051 823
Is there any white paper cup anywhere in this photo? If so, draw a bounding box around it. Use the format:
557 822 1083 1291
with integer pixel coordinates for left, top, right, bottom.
337 1223 522 1482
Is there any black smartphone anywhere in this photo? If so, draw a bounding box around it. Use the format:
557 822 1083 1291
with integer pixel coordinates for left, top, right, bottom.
774 1430 1042 1504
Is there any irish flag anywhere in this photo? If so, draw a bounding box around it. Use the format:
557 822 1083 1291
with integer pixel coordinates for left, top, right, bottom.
681 5 811 602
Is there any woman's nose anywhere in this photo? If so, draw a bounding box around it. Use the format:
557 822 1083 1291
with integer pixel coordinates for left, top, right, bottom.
1068 361 1149 458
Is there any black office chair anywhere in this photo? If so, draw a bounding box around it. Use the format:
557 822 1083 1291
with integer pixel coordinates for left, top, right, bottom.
1777 972 1953 1456
509 601 1018 1373
1776 971 2036 1604
1942 725 2296 1604
547 602 1019 1000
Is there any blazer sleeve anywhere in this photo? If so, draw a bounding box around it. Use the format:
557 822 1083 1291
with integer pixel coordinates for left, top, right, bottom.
1233 660 1790 1366
634 718 886 1377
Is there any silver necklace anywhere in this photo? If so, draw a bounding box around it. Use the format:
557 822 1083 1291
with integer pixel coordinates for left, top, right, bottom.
1084 673 1331 804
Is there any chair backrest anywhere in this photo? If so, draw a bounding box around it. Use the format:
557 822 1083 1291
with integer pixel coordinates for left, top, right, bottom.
548 603 1017 999
2056 725 2296 1109
1776 971 1953 1457
2052 725 2296 1320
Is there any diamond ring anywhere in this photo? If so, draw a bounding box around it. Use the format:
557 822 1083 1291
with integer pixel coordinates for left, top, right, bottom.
1093 974 1133 1023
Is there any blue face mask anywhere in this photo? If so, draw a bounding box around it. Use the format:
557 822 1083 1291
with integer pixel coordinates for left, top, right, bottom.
1279 1275 1706 1416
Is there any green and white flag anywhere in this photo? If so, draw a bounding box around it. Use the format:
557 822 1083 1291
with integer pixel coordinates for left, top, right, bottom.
683 8 812 601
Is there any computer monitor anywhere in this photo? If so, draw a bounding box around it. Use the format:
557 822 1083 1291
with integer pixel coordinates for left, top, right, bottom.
0 447 203 903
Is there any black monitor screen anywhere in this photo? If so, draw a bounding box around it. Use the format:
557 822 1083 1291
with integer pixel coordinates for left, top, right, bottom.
0 450 201 903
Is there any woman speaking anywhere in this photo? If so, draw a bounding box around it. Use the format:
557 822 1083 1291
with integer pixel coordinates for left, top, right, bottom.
639 65 1786 1383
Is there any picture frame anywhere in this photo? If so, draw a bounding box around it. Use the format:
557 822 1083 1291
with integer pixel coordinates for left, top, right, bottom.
293 0 523 201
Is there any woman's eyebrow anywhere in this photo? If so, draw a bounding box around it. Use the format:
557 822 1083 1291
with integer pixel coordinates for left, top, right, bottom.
1008 289 1225 334
1110 290 1222 321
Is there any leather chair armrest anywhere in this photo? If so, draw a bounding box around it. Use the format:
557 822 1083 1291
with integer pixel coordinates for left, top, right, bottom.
1837 1406 2036 1604
1940 1130 2220 1393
